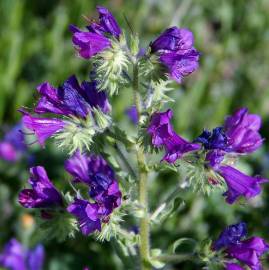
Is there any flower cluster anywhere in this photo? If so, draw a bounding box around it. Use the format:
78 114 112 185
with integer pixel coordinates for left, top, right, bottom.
66 152 122 235
0 123 26 162
21 75 111 154
214 222 269 270
147 27 200 83
0 239 45 270
148 107 267 204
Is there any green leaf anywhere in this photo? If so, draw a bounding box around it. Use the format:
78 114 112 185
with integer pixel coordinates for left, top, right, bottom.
172 238 197 254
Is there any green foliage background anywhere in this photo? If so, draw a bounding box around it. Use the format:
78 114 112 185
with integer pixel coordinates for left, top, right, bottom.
0 0 269 269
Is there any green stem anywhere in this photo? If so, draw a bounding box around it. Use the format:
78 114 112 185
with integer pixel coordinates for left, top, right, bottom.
132 63 151 270
114 143 137 179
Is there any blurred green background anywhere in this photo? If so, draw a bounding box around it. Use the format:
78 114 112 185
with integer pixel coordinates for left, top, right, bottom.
1 0 269 269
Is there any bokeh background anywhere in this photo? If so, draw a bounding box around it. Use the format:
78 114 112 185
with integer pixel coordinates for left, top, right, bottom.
1 0 269 269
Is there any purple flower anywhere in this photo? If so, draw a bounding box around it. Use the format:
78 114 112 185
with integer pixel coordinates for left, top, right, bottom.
194 127 228 150
0 239 45 270
125 106 138 125
66 152 121 235
70 30 111 59
218 166 268 204
22 114 65 147
0 142 18 162
160 49 200 83
19 166 63 208
26 245 45 270
36 75 110 118
96 6 121 38
21 75 110 147
214 223 269 270
224 108 263 154
162 132 201 163
65 151 115 185
150 27 194 53
227 237 269 270
150 27 200 83
226 263 245 270
214 222 247 250
70 6 121 59
205 150 225 169
147 109 174 147
147 109 200 163
67 199 102 235
0 123 26 162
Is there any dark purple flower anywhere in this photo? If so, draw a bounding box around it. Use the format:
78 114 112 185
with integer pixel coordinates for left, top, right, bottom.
162 132 201 163
147 109 174 147
219 166 268 204
227 237 269 270
80 81 111 113
67 198 101 235
65 152 121 220
22 114 65 147
125 106 138 125
36 75 110 117
226 263 245 270
96 6 121 38
70 6 121 59
65 151 115 185
224 108 263 154
19 166 63 208
150 27 200 83
214 222 247 250
21 75 111 147
160 49 200 83
0 239 45 270
194 127 228 150
150 27 194 53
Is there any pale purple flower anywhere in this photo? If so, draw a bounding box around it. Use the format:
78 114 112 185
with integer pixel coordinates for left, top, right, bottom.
22 114 65 147
125 106 138 125
0 239 44 270
218 166 268 204
0 123 26 162
19 166 63 209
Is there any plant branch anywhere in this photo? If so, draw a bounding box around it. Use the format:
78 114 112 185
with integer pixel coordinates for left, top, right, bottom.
132 62 151 270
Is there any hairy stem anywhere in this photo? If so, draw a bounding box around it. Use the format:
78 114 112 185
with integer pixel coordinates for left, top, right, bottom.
132 63 151 270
